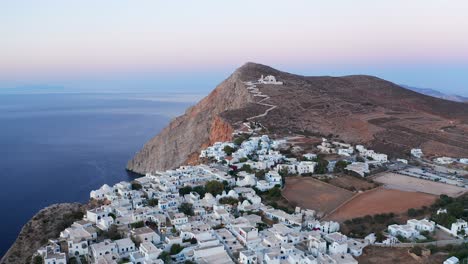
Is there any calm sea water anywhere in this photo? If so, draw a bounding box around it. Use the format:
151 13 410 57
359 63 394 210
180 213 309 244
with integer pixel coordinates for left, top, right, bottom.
0 92 195 257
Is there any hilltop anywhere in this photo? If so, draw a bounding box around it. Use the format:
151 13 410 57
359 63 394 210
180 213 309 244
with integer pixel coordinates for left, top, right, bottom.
127 62 468 174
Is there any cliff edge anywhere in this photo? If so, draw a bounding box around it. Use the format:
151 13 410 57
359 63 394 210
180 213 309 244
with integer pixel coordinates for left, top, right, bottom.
1 203 84 264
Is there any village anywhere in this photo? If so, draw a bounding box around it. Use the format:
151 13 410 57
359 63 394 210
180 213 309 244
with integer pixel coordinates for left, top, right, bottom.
34 76 468 264
35 132 468 264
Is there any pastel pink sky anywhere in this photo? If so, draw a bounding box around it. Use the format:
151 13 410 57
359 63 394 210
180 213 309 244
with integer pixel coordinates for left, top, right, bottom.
1 0 467 94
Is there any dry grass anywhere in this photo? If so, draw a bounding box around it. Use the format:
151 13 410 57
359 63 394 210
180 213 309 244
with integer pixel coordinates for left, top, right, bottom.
357 246 448 264
282 176 354 215
327 174 379 192
326 187 437 222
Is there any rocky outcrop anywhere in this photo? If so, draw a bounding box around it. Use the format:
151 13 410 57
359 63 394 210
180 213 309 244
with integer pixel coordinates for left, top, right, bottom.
128 62 468 173
127 66 258 174
1 203 84 264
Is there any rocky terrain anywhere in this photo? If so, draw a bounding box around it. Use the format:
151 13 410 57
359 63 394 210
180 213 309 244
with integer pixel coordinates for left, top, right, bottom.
1 203 84 264
127 62 468 174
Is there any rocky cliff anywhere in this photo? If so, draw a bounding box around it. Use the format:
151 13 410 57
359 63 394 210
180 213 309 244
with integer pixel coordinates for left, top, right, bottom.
128 62 468 174
1 203 84 264
127 66 261 173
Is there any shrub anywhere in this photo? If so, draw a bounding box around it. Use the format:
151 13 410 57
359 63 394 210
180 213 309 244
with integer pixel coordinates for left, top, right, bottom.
33 256 44 264
130 221 145 229
334 160 350 173
147 198 158 207
205 180 224 196
179 203 194 216
131 182 142 190
179 186 192 196
223 145 236 156
192 186 206 198
219 197 239 205
170 244 184 255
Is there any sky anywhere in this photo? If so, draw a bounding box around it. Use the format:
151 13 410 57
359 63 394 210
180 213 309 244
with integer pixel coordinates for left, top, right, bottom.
1 0 468 95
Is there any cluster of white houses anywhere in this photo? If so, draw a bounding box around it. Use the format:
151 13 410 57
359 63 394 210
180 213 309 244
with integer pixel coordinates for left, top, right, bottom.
35 164 376 264
34 134 466 264
35 135 392 264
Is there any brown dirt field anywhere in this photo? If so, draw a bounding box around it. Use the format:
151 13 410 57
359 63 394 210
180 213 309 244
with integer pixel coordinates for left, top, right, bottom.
326 187 437 222
328 174 379 192
282 177 354 215
373 172 467 197
357 246 447 264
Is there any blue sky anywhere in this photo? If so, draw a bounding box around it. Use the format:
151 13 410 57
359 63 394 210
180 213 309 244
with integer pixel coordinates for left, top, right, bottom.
1 0 467 95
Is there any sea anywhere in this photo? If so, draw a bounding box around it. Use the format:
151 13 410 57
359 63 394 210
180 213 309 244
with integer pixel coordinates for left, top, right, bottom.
0 92 199 257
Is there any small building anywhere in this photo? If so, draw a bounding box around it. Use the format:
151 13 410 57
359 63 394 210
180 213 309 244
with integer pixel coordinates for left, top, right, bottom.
444 256 460 264
258 75 283 85
411 148 423 158
407 219 435 232
131 226 160 244
115 238 136 257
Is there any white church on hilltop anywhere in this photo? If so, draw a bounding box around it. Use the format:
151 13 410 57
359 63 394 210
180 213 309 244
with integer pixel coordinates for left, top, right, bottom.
258 75 283 85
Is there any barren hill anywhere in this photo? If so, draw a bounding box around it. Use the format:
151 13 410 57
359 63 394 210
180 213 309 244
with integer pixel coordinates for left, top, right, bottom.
127 62 468 174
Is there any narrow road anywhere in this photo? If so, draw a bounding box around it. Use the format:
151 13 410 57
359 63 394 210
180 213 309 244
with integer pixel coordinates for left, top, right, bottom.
243 81 277 121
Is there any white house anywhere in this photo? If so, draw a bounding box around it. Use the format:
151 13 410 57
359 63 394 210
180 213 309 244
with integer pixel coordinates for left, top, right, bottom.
258 75 283 85
169 212 189 226
345 162 369 177
388 224 418 239
115 238 136 257
296 161 316 174
90 184 113 200
266 171 282 186
89 239 117 261
131 226 160 244
43 252 66 264
411 148 423 158
239 250 257 264
434 157 455 164
130 242 162 263
86 206 111 223
324 232 348 255
407 219 435 232
450 219 468 236
444 256 460 264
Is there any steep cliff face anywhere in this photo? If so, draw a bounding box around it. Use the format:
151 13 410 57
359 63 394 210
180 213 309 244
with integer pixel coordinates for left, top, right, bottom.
127 67 257 174
128 62 468 173
1 203 84 264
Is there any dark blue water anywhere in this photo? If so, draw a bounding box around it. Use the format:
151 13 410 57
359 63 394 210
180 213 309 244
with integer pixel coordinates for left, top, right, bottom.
0 92 195 257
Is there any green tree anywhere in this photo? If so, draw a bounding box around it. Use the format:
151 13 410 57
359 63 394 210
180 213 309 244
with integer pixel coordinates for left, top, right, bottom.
179 186 193 196
268 186 282 198
130 221 145 229
192 186 206 198
314 158 329 174
241 164 253 173
170 244 184 255
131 182 142 190
33 256 44 264
356 156 365 162
107 213 116 220
147 198 158 207
219 197 239 205
158 251 171 263
102 224 122 240
205 180 224 196
223 145 236 156
179 202 194 216
334 160 350 173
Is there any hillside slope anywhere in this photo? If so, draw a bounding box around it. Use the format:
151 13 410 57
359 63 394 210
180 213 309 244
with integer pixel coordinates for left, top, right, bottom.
128 62 468 174
1 203 84 264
